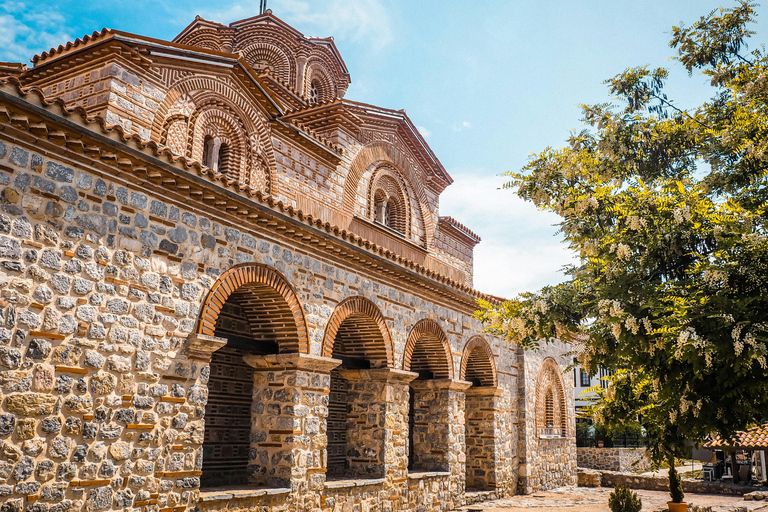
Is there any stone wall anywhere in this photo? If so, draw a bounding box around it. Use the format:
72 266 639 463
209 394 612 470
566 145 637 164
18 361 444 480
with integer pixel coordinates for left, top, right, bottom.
518 341 577 493
577 447 651 473
591 469 755 496
0 124 526 512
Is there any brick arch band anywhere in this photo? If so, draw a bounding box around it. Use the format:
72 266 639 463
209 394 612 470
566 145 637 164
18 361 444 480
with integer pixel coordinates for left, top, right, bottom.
198 263 309 354
535 357 568 434
402 318 454 379
321 296 394 368
460 336 498 387
342 141 434 244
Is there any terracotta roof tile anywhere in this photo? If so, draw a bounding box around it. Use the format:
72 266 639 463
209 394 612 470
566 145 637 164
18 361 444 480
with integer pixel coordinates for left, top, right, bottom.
704 424 768 449
0 77 501 307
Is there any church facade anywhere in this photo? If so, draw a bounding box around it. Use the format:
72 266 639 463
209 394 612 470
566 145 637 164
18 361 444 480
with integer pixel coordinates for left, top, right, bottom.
0 11 575 512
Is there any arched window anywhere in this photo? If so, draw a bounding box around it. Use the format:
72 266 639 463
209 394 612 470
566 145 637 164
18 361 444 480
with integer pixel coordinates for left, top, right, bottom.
536 358 568 439
369 170 409 236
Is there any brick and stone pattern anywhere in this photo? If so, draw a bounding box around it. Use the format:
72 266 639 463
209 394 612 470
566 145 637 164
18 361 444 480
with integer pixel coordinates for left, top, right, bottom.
517 341 577 493
0 11 577 510
577 447 651 473
0 133 529 511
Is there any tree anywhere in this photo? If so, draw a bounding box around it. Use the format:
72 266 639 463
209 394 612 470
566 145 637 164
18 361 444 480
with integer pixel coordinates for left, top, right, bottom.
477 0 768 470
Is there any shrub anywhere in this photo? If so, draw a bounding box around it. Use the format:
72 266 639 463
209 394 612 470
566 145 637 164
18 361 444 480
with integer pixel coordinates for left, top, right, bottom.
608 485 642 512
668 461 685 503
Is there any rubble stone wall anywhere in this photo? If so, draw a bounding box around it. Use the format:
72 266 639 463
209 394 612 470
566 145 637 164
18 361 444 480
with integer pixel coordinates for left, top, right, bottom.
518 341 577 493
577 447 651 473
0 132 529 511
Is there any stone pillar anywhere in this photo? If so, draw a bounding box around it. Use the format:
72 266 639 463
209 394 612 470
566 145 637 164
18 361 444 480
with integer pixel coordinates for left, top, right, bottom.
337 368 417 483
465 386 505 490
242 353 340 507
409 379 471 474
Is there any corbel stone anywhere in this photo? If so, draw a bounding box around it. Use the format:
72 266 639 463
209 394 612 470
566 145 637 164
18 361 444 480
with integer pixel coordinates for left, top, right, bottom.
337 368 419 384
242 352 341 373
465 385 505 397
410 378 472 392
182 333 227 362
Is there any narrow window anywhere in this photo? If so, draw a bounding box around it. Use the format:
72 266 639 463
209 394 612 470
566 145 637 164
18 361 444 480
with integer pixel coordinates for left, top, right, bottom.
545 388 555 428
374 191 387 224
202 136 223 172
218 143 230 177
309 81 319 104
580 369 590 387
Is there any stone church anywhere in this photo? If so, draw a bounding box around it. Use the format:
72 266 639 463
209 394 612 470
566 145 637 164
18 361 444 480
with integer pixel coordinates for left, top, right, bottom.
0 10 575 512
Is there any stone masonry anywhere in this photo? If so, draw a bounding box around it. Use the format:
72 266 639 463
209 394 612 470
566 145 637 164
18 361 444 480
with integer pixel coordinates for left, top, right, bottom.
0 9 575 512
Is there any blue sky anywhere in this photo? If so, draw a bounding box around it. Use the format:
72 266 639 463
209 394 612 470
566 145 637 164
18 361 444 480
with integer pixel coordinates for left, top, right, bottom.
3 0 766 299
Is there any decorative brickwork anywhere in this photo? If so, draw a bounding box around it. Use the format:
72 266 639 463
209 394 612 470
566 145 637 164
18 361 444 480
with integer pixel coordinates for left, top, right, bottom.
403 318 454 379
198 263 309 354
0 9 576 512
535 358 568 438
461 336 498 387
320 296 394 368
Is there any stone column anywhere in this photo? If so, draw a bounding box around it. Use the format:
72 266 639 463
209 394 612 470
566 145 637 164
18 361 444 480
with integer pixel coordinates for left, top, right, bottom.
409 379 471 475
337 368 417 483
465 386 505 490
242 353 340 508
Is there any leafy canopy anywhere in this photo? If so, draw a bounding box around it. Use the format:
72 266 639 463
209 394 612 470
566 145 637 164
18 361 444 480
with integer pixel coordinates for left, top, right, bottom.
476 0 768 463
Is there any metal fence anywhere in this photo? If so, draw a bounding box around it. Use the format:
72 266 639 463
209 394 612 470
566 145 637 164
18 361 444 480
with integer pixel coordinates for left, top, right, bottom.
576 430 647 448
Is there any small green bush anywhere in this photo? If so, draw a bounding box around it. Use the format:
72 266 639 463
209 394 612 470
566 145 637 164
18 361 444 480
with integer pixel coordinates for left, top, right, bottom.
608 485 642 512
668 462 685 503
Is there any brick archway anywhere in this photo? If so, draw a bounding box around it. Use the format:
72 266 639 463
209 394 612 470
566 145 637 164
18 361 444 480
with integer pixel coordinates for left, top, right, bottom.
535 357 568 436
402 319 454 379
197 263 309 354
321 296 394 367
460 336 498 387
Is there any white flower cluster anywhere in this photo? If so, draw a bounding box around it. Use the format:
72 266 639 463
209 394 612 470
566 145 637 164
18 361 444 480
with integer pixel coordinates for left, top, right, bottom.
625 215 647 230
673 205 692 224
575 196 599 214
625 315 640 335
616 243 631 261
703 269 728 286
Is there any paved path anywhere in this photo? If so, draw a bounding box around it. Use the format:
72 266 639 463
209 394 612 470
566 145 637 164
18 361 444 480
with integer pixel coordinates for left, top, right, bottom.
453 486 768 511
642 463 702 478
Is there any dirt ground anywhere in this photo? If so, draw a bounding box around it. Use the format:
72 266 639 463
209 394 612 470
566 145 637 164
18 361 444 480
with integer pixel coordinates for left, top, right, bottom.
453 486 768 511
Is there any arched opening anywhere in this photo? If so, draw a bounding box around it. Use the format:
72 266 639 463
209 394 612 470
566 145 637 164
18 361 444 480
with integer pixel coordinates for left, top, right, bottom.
322 297 394 479
199 265 308 489
403 319 453 473
536 358 568 439
369 170 409 237
461 337 500 490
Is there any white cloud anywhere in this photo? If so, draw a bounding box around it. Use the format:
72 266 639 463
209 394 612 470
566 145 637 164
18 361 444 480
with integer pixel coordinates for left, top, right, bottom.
451 120 472 132
199 0 394 51
416 125 431 139
0 3 72 63
439 169 578 299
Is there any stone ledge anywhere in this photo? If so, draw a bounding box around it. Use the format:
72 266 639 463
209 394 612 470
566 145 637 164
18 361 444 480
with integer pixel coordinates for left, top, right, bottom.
407 471 451 480
324 477 386 489
198 487 291 502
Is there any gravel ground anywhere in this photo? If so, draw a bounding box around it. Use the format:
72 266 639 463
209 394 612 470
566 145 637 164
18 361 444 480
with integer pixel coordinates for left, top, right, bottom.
453 486 768 512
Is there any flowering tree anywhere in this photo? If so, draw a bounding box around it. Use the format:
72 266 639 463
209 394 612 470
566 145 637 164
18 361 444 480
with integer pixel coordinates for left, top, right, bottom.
477 0 768 467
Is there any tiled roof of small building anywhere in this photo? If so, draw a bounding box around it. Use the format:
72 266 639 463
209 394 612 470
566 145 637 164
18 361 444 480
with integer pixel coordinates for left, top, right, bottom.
704 424 768 449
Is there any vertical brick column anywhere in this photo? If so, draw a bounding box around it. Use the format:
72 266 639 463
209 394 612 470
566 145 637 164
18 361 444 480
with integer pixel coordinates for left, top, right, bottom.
465 386 505 490
337 369 417 483
242 353 340 507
